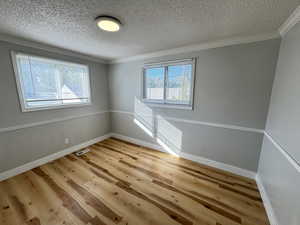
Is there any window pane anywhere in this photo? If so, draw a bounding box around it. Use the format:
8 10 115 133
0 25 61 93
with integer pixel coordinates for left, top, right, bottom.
18 56 60 107
166 64 192 104
144 67 164 100
15 53 90 110
57 64 89 104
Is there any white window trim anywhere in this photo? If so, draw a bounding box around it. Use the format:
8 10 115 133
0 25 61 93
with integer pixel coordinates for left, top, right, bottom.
141 58 196 110
11 51 92 112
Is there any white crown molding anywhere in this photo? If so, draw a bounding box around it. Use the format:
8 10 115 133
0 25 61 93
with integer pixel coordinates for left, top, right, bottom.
0 110 109 133
109 32 279 64
0 133 112 182
256 175 278 225
5 6 300 66
111 133 256 179
0 31 281 65
279 5 300 37
110 110 264 134
0 33 109 64
264 131 300 173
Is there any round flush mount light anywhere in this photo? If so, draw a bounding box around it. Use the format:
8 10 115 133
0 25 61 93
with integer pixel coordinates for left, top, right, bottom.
95 15 122 32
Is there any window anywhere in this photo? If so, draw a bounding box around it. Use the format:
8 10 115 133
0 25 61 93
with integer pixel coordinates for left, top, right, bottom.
142 59 195 109
12 52 91 112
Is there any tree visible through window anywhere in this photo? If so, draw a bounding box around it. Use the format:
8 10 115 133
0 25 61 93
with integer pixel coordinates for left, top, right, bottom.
142 59 195 108
12 52 91 111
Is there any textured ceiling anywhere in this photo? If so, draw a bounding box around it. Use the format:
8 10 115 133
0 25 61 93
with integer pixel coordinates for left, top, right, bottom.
0 0 298 60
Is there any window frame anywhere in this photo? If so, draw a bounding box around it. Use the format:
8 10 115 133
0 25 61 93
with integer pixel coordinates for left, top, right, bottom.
141 58 196 110
11 51 92 112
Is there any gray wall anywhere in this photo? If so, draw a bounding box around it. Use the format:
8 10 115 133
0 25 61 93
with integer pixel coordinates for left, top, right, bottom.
258 22 300 225
0 40 110 173
259 137 299 225
109 39 281 171
265 23 300 163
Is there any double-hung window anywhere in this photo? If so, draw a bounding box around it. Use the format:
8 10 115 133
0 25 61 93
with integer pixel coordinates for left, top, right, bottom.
142 58 195 109
12 52 91 112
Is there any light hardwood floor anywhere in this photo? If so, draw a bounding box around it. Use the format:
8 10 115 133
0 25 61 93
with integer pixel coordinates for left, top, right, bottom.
0 138 269 225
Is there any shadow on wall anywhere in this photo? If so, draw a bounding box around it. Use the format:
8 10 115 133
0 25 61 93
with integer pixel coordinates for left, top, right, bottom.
134 97 182 157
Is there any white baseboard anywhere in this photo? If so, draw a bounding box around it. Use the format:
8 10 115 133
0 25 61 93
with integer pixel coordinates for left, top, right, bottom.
110 133 256 179
179 152 256 179
0 132 256 181
0 133 112 182
111 133 165 152
256 175 278 225
0 131 275 225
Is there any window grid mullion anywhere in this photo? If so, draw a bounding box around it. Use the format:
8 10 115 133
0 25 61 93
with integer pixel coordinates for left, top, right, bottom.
60 69 63 105
143 68 148 100
163 66 168 103
55 65 63 104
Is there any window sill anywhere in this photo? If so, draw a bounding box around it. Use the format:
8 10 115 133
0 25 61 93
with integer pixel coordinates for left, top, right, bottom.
21 102 92 112
142 101 193 110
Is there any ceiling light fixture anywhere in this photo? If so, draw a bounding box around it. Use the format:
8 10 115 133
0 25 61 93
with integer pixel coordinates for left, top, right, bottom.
95 15 122 32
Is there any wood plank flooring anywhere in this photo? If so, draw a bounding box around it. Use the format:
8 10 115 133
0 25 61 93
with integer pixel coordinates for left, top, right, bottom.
0 138 270 225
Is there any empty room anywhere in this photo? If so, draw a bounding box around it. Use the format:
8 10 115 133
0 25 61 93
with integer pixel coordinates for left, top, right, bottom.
0 1 299 225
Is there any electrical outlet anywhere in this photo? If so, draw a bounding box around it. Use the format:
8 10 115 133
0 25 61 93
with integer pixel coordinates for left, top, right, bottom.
64 138 69 145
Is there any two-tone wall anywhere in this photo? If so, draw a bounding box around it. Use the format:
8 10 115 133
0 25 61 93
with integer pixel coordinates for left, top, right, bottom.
0 36 283 176
258 22 300 225
0 25 298 225
0 40 110 174
108 39 281 173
